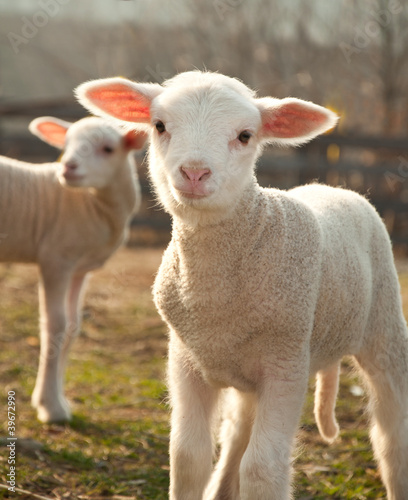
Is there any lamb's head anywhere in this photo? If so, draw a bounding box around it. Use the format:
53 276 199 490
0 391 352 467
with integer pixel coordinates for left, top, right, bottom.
76 72 337 224
29 116 147 189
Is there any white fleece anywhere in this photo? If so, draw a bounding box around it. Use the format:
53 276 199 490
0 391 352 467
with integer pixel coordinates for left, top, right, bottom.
75 71 408 500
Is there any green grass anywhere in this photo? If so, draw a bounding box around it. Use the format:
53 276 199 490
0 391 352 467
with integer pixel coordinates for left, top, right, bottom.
1 248 406 499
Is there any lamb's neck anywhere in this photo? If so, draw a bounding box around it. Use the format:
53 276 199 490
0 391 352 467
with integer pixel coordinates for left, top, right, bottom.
172 181 262 260
93 157 138 228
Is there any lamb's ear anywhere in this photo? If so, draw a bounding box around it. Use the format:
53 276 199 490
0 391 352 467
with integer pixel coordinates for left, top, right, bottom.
256 97 338 147
75 77 163 130
29 116 71 149
123 130 149 151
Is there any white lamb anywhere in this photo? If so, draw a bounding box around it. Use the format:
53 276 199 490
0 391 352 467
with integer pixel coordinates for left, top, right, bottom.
0 116 146 423
77 71 408 500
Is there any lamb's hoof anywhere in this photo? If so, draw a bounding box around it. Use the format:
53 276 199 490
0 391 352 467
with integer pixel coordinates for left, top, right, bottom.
32 396 72 423
36 404 72 424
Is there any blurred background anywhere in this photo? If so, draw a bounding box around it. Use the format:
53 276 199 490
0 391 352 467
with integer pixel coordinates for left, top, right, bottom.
1 0 408 250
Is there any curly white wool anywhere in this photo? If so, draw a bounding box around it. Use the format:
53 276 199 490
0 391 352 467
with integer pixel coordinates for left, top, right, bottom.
77 71 408 500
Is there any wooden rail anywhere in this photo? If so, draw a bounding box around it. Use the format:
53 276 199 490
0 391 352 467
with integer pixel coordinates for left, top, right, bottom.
1 103 407 247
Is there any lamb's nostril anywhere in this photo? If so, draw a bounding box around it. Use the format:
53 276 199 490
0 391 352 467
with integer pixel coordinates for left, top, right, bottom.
180 167 189 181
64 161 78 171
180 167 211 183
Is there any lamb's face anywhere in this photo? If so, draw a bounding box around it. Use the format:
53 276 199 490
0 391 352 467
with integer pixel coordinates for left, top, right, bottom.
29 116 146 190
148 85 262 219
59 118 129 189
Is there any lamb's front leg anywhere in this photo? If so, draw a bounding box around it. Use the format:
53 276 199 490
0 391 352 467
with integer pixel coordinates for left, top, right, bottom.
168 337 220 500
31 266 72 423
239 364 309 500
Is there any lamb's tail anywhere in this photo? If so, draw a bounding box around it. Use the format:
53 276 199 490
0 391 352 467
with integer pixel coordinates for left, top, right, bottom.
314 363 340 443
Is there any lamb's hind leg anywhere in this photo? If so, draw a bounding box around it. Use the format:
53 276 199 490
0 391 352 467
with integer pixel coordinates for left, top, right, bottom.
239 362 309 500
205 389 255 500
355 320 408 500
58 271 89 399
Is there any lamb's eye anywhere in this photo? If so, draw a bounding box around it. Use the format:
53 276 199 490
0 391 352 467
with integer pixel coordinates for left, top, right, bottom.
238 131 251 144
103 145 114 154
155 121 166 134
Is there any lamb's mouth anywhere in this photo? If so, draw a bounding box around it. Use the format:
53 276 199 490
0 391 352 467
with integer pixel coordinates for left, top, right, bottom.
179 191 208 200
59 172 86 186
173 186 211 201
63 172 85 182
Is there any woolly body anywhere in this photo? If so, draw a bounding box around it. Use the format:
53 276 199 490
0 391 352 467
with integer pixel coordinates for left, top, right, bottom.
0 156 134 267
155 183 391 388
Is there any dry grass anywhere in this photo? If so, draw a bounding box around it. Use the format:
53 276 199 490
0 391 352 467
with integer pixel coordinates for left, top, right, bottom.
1 247 407 499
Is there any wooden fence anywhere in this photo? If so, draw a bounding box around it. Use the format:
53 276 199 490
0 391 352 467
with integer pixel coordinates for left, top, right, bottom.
255 134 408 249
1 101 408 248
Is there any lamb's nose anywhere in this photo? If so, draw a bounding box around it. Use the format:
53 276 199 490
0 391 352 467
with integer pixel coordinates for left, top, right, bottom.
63 160 78 171
180 167 211 183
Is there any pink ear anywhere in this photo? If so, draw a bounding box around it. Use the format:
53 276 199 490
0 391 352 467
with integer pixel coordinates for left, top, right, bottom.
37 122 67 144
258 98 338 146
85 83 151 122
29 117 71 148
76 78 163 125
123 130 148 150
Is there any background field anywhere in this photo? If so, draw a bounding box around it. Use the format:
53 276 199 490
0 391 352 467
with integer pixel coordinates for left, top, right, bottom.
1 1 408 498
1 245 408 499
